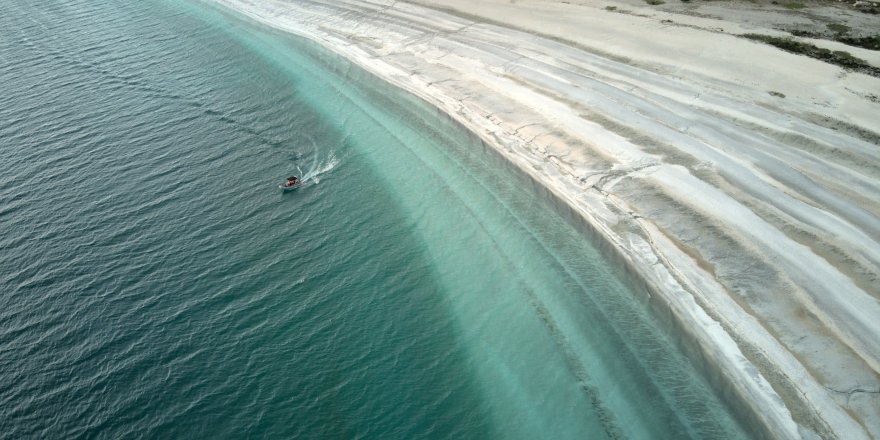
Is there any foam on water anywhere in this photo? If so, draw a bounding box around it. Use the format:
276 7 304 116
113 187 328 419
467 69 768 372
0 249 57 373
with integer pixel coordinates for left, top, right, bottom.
0 0 752 438
296 151 339 187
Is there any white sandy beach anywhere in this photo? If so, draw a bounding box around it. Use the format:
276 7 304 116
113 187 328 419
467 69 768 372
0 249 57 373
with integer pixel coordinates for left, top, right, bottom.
209 0 880 437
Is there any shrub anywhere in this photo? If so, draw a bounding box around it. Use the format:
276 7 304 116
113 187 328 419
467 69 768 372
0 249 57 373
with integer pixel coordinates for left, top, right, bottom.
742 33 880 77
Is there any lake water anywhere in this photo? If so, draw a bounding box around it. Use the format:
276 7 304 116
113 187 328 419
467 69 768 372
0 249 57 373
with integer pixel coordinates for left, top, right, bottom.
0 0 750 438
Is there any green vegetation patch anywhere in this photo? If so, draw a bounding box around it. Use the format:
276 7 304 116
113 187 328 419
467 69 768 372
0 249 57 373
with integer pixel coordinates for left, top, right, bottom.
826 23 851 34
782 2 806 9
789 27 879 50
743 33 880 77
837 35 880 50
645 0 665 5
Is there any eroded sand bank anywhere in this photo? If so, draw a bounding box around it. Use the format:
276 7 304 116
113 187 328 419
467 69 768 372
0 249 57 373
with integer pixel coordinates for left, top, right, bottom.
209 0 880 437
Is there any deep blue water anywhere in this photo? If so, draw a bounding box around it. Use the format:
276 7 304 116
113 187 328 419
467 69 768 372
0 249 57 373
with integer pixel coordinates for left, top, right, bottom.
0 0 751 438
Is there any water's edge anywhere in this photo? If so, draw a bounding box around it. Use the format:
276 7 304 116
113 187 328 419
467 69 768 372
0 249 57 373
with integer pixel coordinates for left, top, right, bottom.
199 1 792 437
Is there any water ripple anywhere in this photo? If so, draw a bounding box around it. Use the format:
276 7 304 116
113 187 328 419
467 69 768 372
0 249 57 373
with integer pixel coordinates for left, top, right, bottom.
0 0 752 438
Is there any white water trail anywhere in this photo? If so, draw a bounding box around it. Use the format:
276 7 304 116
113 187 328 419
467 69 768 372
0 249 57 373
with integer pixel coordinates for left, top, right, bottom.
301 151 338 186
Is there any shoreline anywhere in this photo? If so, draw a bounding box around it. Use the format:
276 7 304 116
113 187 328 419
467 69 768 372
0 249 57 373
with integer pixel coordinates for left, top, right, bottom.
208 0 880 437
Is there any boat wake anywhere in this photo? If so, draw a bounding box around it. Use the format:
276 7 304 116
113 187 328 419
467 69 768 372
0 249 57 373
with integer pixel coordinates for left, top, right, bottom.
297 151 339 187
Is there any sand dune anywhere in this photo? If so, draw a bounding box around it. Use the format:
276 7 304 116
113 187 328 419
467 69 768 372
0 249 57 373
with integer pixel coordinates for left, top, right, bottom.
210 0 880 437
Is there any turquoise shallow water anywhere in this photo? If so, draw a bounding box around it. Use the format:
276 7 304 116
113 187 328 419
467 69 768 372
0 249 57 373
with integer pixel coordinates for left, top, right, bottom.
0 0 751 438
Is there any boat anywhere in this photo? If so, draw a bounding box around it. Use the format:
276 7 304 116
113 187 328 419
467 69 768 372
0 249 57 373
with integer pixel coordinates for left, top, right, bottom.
279 177 302 190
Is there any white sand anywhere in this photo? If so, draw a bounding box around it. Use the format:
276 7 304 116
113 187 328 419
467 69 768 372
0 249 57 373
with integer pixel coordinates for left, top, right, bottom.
210 0 880 437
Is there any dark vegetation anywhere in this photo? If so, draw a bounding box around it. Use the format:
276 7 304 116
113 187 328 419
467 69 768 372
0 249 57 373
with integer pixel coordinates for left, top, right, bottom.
621 0 879 54
769 0 806 8
789 29 880 50
826 23 851 34
743 33 880 77
770 0 878 14
836 35 880 50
